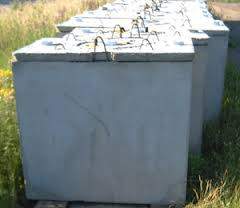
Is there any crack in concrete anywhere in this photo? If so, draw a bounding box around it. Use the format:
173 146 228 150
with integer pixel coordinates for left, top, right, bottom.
64 92 111 137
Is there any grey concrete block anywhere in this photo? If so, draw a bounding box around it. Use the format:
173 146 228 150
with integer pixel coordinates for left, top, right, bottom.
13 61 192 205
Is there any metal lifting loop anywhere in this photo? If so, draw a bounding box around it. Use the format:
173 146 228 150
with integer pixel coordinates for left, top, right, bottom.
151 0 159 11
182 18 192 27
97 29 105 35
147 31 159 41
169 25 176 31
130 23 141 38
144 3 150 10
173 31 181 38
178 10 184 16
136 16 146 28
54 43 66 50
92 36 109 62
140 38 154 50
112 24 125 38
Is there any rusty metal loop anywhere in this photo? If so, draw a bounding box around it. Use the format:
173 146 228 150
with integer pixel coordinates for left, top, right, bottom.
182 18 192 27
169 25 176 31
130 23 141 38
54 43 66 50
76 41 88 47
151 0 159 11
144 3 150 10
136 16 145 28
147 31 159 41
178 9 184 16
92 36 109 62
97 29 105 35
140 38 154 50
173 31 181 38
111 24 125 38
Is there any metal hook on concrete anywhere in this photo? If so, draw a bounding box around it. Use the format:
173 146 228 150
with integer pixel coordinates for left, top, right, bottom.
97 29 105 35
151 0 159 11
140 38 154 50
144 3 150 10
178 9 185 16
92 36 109 62
112 24 125 38
147 31 159 41
182 17 192 27
137 16 146 28
54 43 66 50
173 31 181 38
130 23 141 38
169 25 176 31
76 41 88 47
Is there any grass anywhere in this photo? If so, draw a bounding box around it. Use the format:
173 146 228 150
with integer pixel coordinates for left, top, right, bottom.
1 0 240 207
186 63 240 207
0 0 108 69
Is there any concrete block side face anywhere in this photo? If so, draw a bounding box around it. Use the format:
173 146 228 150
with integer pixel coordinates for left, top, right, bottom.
203 35 229 121
189 44 209 154
12 63 34 199
13 61 192 205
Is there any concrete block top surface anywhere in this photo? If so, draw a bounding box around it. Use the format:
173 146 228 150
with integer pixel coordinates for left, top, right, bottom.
56 0 229 37
183 1 229 34
13 35 194 62
189 29 209 45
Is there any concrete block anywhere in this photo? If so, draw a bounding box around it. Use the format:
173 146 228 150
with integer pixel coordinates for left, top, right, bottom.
13 60 193 205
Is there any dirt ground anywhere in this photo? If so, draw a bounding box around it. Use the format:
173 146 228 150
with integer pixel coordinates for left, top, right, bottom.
210 2 240 67
210 2 240 20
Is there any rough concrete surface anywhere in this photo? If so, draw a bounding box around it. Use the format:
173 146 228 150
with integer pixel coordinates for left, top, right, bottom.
14 61 192 205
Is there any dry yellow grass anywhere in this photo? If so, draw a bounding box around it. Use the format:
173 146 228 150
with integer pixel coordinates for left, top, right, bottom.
0 0 108 68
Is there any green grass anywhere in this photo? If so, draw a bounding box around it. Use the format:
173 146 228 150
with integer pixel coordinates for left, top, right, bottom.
186 63 240 207
0 99 23 207
0 0 108 69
